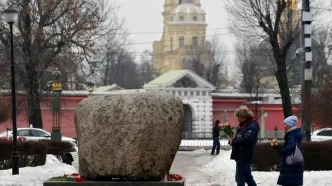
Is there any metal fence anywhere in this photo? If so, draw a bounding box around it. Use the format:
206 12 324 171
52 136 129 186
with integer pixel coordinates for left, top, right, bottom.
181 130 286 140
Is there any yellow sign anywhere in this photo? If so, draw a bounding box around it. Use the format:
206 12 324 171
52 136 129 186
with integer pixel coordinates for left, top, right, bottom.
51 81 62 91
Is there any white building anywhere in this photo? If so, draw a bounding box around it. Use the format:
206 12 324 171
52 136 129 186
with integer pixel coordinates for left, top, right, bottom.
143 70 215 139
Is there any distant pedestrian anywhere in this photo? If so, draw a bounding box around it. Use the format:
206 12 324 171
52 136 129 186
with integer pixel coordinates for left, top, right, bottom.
211 120 221 155
271 115 304 186
228 105 259 186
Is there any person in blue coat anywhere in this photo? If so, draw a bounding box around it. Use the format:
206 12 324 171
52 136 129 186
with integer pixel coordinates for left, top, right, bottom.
272 116 304 186
229 105 260 186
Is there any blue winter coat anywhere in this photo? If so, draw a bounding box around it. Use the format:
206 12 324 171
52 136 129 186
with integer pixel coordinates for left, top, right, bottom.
277 128 304 186
230 120 259 163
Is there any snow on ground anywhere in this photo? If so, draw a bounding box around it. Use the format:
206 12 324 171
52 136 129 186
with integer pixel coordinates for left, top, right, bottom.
0 155 76 186
1 150 332 186
185 150 332 186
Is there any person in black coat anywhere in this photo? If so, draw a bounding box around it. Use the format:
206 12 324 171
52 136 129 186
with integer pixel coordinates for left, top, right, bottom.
229 105 259 186
271 115 304 186
211 120 221 155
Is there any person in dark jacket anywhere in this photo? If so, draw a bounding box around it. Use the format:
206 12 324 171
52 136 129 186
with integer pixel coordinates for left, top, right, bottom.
271 116 304 186
211 120 221 155
229 105 259 186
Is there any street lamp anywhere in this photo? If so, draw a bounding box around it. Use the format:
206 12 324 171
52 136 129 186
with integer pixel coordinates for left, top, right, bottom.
50 68 62 141
3 6 19 175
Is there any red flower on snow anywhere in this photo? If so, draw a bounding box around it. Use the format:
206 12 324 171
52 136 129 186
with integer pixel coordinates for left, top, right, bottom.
63 173 87 182
167 173 183 181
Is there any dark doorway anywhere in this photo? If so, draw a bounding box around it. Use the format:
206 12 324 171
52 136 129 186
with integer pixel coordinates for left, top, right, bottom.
182 104 193 139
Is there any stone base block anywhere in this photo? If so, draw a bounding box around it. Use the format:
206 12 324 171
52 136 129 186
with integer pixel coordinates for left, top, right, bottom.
44 180 185 186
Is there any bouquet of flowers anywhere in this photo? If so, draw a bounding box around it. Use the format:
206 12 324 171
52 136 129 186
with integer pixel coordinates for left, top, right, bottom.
63 173 86 182
50 173 87 182
271 139 278 146
220 122 235 138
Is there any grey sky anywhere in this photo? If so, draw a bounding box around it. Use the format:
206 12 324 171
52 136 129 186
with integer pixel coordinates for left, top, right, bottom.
112 0 332 78
112 0 237 75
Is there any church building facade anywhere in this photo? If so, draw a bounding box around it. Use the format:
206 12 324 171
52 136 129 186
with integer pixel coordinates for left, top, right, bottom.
152 0 211 74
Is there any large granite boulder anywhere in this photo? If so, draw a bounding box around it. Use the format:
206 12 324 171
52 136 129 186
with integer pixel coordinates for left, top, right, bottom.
74 92 184 181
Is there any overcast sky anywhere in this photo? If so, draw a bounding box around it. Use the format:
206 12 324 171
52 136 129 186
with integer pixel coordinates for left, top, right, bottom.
111 0 332 77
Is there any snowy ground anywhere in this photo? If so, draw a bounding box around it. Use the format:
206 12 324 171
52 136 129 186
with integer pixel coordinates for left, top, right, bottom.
177 150 332 186
0 155 76 186
1 150 332 186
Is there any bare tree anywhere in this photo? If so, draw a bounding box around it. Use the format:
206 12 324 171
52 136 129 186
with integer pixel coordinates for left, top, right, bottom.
311 67 332 128
311 25 332 88
0 0 117 128
226 0 324 118
91 26 146 89
137 50 158 86
183 34 227 88
236 40 269 119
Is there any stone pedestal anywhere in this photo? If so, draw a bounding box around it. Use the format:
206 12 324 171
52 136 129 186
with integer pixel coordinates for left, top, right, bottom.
44 180 185 186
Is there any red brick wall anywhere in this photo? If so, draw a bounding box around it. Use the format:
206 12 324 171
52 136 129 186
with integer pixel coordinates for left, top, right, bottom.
0 95 305 138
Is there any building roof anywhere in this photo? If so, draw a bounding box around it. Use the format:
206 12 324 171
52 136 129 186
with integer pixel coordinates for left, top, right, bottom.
173 3 204 14
170 1 206 25
143 70 215 90
96 84 124 91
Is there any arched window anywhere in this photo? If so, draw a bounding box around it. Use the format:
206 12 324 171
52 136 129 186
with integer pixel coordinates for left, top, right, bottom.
192 36 198 46
179 16 184 21
193 16 198 21
179 36 184 47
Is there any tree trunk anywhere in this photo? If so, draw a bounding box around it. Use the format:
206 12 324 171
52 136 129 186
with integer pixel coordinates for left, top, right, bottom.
27 70 43 128
24 0 43 128
274 54 293 118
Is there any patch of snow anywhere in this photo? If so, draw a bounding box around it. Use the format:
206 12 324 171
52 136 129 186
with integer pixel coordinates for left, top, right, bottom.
192 149 207 153
0 155 76 186
45 155 61 164
2 150 332 186
186 150 332 186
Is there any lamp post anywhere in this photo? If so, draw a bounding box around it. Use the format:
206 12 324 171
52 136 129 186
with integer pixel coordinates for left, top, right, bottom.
3 6 19 175
50 68 62 141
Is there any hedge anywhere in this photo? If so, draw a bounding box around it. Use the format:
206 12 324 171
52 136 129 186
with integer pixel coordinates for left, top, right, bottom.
253 141 332 171
0 139 74 170
39 140 75 159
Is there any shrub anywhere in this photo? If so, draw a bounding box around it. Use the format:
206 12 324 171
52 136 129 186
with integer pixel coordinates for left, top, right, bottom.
252 142 280 171
0 141 47 170
0 140 75 170
253 141 332 171
40 140 75 154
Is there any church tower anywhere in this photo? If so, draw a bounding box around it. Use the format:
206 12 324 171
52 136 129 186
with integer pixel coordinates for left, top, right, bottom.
280 0 300 39
153 0 210 74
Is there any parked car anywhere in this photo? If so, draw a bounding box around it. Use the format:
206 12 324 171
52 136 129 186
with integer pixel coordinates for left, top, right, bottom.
0 128 77 146
311 128 332 142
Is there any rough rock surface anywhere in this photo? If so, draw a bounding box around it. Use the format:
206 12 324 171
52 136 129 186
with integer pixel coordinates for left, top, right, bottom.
74 92 184 180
